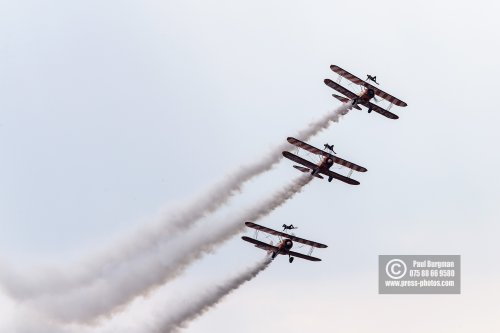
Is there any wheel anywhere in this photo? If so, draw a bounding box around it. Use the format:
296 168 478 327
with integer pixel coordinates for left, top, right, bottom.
328 177 333 182
289 257 294 263
368 108 372 113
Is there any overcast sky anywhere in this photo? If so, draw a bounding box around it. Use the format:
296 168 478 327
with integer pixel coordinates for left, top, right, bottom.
0 0 499 332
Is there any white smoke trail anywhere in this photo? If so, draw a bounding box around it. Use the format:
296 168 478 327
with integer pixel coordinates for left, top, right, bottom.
150 256 272 333
0 103 351 302
27 175 311 323
0 291 79 333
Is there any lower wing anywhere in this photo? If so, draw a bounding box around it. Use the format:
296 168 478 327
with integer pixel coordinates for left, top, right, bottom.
293 165 310 173
282 151 317 170
241 236 278 252
361 101 399 120
321 169 360 185
287 250 322 262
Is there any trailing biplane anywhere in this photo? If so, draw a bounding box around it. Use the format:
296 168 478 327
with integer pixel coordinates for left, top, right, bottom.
242 222 327 263
282 137 367 185
324 65 407 120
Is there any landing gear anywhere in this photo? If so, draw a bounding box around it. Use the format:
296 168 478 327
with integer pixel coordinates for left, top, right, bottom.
368 108 373 113
271 252 277 259
352 98 358 106
328 176 333 182
289 257 294 263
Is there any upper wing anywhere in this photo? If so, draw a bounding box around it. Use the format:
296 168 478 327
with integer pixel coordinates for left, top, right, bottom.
324 79 358 99
321 169 360 186
330 65 407 107
330 156 367 172
287 137 367 172
330 65 370 87
287 137 324 156
241 236 278 252
288 250 322 262
361 101 399 120
245 222 328 248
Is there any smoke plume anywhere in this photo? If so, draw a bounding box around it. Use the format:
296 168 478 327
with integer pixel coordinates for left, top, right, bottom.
26 175 311 323
150 256 272 333
0 104 350 302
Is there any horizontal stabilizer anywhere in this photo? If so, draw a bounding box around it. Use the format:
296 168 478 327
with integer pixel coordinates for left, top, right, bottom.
332 94 362 110
293 165 310 173
313 173 324 179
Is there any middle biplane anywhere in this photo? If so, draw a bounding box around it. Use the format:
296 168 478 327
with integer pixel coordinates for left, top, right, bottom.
324 64 408 120
242 222 327 263
282 137 367 185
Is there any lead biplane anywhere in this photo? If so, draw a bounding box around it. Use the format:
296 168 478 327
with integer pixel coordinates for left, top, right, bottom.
282 137 367 185
324 65 408 120
242 222 327 263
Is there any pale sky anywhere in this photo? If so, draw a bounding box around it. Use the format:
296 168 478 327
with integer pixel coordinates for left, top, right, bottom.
0 0 499 332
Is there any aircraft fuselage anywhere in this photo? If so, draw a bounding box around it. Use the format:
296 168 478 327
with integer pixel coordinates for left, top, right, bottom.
356 88 375 104
311 155 334 175
271 238 294 258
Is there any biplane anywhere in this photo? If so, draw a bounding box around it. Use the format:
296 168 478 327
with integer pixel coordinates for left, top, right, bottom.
282 137 367 185
242 222 327 263
324 65 407 120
